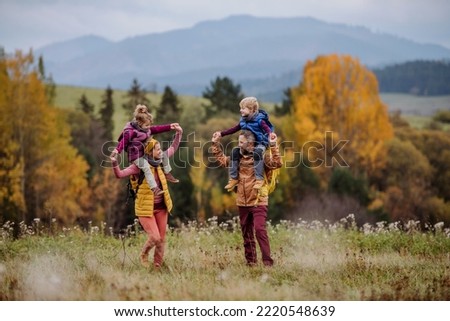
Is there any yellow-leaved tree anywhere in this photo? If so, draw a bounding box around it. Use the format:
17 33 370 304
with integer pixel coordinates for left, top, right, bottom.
292 54 393 184
0 50 89 225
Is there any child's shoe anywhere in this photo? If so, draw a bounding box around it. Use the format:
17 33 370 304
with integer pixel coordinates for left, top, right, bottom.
151 187 165 196
164 172 179 183
253 179 264 190
224 179 239 190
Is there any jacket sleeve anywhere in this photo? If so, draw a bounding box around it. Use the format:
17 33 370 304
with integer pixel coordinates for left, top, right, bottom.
264 143 282 169
116 128 134 154
150 124 171 135
165 131 181 158
220 123 241 137
210 141 230 168
260 120 272 135
112 159 140 178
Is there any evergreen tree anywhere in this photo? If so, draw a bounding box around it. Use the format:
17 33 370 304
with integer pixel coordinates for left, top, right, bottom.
202 76 244 119
73 94 105 178
274 87 292 116
156 86 182 144
155 86 196 224
122 78 150 117
99 85 114 142
37 55 56 105
78 94 95 116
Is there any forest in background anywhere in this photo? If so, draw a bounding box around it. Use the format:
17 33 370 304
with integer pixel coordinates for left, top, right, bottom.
373 60 450 96
1 50 450 234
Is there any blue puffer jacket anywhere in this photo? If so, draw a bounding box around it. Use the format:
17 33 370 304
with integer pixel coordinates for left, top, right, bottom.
239 110 273 146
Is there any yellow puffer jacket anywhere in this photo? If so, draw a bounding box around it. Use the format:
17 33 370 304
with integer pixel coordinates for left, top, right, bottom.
131 166 173 217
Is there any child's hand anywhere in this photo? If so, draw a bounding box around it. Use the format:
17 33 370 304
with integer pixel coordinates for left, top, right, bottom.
175 124 183 133
170 123 179 129
213 131 222 138
110 149 118 158
110 156 117 163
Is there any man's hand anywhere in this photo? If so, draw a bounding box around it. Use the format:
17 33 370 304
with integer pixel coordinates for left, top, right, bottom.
170 122 180 130
212 131 221 143
269 132 277 146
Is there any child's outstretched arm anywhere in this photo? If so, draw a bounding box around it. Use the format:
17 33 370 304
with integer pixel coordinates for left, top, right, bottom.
219 123 241 137
260 120 272 135
149 123 172 135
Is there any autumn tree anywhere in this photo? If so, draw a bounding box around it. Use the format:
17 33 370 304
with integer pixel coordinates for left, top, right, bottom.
377 138 433 223
202 76 244 119
291 54 393 184
0 51 89 226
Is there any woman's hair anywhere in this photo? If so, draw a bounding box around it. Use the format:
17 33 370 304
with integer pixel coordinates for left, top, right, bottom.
133 104 153 127
239 97 259 113
145 138 159 154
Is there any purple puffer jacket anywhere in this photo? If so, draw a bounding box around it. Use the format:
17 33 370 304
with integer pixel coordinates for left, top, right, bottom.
116 122 171 162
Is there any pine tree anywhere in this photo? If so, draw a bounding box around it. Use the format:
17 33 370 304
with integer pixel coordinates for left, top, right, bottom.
78 94 95 116
156 86 182 144
122 78 150 117
99 85 114 142
37 55 56 105
274 87 292 116
202 76 244 119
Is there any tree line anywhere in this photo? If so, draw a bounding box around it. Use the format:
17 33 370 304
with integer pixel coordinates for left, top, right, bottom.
372 60 450 95
1 50 449 234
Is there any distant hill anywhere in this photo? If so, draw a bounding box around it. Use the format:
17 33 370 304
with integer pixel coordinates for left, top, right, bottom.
373 60 450 95
35 15 450 102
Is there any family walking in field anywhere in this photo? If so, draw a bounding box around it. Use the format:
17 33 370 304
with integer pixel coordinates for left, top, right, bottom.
110 97 282 269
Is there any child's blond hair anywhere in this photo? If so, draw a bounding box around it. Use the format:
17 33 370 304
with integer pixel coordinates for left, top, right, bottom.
239 97 259 113
133 104 153 127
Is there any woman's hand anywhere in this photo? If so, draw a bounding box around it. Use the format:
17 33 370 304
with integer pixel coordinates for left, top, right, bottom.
174 124 183 133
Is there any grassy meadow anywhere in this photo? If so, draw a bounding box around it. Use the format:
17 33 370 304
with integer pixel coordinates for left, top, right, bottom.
54 85 450 136
1 216 449 301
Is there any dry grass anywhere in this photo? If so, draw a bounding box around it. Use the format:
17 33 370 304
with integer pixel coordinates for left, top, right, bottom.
1 216 449 300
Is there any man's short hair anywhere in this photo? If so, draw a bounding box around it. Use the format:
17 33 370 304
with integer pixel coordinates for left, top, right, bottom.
239 130 255 144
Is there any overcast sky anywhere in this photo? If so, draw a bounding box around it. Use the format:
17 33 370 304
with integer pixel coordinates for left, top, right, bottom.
1 0 450 51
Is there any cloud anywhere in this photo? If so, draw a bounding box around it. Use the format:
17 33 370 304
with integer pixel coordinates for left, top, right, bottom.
1 0 449 51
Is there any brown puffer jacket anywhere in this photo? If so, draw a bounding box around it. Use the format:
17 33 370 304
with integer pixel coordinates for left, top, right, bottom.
211 142 282 207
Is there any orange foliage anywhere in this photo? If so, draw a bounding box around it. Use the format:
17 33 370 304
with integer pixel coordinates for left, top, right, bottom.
0 51 90 224
292 54 393 182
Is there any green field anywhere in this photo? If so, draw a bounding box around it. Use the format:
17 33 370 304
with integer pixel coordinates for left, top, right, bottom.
380 93 450 116
54 86 450 134
1 216 448 300
54 85 210 138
